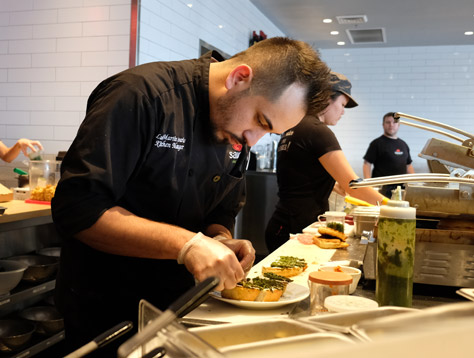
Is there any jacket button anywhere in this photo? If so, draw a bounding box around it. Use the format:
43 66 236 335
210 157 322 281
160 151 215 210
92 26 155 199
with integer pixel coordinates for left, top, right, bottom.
188 169 194 177
212 175 221 183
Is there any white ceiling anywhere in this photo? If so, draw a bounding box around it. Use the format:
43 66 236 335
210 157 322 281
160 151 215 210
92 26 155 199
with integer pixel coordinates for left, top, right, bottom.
250 0 474 49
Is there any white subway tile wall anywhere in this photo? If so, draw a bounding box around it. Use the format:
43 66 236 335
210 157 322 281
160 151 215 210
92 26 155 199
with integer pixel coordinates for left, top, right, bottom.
1 0 473 189
0 0 131 187
321 46 474 176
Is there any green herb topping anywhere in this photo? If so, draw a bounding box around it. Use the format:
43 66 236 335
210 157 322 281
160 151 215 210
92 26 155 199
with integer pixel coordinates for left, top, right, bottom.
238 277 287 290
270 256 306 269
263 272 293 282
327 222 345 233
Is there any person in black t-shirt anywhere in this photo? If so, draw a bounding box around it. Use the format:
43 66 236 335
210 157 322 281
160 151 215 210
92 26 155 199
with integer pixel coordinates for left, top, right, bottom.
265 73 387 253
363 112 415 197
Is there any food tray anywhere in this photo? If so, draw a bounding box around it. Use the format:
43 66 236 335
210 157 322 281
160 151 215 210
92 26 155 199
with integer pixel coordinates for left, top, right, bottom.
190 318 354 358
298 306 417 333
351 301 474 342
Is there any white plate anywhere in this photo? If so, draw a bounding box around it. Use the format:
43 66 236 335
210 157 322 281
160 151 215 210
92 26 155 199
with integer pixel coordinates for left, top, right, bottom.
209 282 309 309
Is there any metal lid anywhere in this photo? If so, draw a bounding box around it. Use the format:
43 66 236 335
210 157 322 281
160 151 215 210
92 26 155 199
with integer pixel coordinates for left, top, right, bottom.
308 271 352 285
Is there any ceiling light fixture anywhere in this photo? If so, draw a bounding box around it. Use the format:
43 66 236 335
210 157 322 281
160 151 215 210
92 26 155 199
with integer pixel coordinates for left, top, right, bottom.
187 3 192 7
218 25 223 29
337 41 345 46
323 18 332 23
330 31 339 35
465 31 474 35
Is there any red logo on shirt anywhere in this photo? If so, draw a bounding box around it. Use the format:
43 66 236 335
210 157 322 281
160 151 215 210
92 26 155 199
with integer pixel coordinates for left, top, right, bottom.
232 143 242 152
394 148 404 155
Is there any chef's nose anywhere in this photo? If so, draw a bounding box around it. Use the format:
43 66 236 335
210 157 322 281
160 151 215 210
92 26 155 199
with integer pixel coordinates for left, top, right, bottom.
243 128 268 147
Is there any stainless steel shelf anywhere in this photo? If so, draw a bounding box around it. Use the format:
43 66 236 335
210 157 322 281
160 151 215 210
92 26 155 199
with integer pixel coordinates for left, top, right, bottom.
1 330 65 358
0 280 56 311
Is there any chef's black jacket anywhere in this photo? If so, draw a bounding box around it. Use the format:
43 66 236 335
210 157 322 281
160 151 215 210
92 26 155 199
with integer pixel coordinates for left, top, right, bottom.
51 51 248 353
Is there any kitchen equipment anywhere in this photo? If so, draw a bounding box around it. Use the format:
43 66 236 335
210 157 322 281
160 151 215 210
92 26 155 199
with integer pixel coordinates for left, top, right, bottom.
19 306 64 335
14 168 29 188
344 195 373 207
350 206 380 238
0 260 28 297
317 211 346 232
318 265 361 294
190 319 354 358
28 159 60 201
7 254 59 282
0 319 36 352
297 306 416 334
351 301 474 342
350 112 474 288
324 295 378 313
191 318 322 349
65 320 133 358
376 199 416 307
308 271 352 314
117 277 222 358
37 246 61 258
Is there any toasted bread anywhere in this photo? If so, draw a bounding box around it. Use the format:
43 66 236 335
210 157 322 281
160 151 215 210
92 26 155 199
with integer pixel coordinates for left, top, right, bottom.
313 236 349 249
221 277 286 302
318 226 348 241
262 256 308 278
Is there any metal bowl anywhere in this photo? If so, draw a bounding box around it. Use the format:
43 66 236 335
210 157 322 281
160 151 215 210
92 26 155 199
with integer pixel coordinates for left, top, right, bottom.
0 260 28 297
36 247 61 258
0 319 36 352
6 255 59 283
19 306 64 335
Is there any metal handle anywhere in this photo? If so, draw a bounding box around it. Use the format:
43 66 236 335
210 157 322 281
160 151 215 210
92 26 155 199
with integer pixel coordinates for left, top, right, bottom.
349 174 474 188
394 112 474 140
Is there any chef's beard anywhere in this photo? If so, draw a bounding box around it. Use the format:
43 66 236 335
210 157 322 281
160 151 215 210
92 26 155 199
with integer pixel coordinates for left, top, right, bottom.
211 89 248 145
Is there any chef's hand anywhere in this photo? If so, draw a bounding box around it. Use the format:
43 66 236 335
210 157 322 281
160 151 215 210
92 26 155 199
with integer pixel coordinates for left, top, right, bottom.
178 232 246 291
213 236 255 276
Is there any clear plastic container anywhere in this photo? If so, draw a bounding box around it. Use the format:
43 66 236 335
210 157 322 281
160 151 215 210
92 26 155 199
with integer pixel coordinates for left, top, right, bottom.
308 271 352 315
351 206 380 237
28 160 60 202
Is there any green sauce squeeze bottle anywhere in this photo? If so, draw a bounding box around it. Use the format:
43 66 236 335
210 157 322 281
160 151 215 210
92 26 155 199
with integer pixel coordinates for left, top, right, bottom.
376 198 416 307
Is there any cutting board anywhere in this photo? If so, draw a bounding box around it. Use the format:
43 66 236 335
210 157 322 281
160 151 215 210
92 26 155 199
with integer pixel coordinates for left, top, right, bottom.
0 199 51 224
0 183 13 202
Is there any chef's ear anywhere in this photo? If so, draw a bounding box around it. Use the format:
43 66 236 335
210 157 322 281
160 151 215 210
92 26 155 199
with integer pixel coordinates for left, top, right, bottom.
225 65 253 90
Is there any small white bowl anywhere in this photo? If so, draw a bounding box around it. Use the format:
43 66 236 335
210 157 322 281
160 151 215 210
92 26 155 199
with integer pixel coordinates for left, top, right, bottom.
318 265 361 294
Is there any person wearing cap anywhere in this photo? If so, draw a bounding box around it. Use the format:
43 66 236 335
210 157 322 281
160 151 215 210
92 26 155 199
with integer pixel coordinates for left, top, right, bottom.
363 112 415 198
265 72 387 253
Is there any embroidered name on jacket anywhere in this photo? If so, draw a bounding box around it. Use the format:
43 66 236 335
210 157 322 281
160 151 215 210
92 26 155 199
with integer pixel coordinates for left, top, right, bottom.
394 148 404 156
155 133 186 151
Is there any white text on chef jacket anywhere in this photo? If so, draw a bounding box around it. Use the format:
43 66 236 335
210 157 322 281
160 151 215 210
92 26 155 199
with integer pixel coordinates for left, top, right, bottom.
155 134 186 151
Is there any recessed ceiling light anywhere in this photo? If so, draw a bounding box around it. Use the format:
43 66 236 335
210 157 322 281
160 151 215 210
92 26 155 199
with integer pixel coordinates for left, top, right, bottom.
323 18 332 23
330 31 339 35
187 3 192 7
218 25 223 29
465 31 474 35
337 41 345 46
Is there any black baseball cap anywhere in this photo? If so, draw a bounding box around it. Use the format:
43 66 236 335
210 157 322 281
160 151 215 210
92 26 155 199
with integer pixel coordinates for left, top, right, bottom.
330 72 358 108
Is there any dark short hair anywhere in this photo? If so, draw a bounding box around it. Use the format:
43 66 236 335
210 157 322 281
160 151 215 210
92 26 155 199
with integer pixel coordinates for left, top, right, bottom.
228 37 331 116
383 112 396 123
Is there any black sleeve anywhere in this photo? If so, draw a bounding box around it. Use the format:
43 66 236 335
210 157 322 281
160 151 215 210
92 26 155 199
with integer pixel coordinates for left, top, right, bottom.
405 142 413 165
52 79 156 237
363 139 377 164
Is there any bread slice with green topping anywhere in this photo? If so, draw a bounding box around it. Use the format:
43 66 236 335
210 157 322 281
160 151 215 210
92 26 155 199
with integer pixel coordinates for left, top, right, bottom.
221 276 288 302
262 256 307 278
